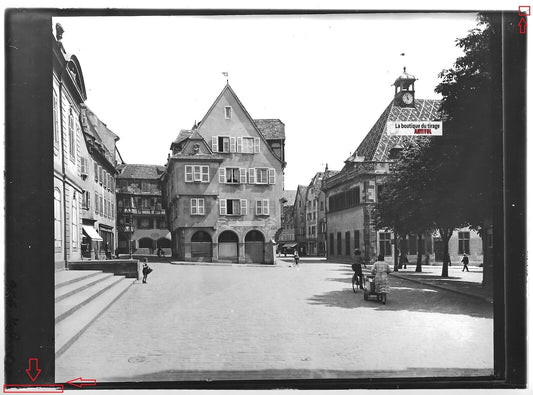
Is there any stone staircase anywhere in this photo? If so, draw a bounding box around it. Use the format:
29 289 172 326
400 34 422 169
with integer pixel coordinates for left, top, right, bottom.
55 270 135 358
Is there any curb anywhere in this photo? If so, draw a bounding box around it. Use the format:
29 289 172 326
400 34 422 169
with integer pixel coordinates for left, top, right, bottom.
389 272 493 304
169 261 285 268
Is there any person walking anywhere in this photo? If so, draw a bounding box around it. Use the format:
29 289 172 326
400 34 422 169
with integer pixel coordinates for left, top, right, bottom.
461 253 470 272
293 250 300 267
352 249 365 290
142 260 153 284
371 254 392 304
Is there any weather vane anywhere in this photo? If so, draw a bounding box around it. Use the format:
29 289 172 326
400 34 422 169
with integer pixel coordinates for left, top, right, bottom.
222 71 229 84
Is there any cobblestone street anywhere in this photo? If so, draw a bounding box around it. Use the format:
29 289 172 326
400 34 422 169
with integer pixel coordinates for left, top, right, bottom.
56 262 493 383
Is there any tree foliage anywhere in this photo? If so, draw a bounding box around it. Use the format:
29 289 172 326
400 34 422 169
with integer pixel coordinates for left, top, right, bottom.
374 14 500 277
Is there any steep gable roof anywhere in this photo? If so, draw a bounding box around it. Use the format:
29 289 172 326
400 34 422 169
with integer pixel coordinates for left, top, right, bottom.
280 189 297 206
254 119 285 140
197 84 284 165
354 99 441 162
117 164 166 180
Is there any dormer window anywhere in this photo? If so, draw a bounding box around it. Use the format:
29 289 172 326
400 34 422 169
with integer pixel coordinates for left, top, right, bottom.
224 106 232 119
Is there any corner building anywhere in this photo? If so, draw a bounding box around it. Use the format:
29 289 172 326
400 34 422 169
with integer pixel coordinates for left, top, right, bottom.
162 84 285 264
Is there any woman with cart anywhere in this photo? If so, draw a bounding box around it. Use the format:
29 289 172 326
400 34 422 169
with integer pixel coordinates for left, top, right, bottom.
370 254 391 304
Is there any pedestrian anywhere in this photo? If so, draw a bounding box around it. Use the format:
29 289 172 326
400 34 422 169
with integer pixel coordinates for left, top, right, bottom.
104 243 111 260
142 259 153 284
293 250 300 267
401 253 408 269
424 252 430 266
461 253 470 272
351 249 364 290
371 254 392 304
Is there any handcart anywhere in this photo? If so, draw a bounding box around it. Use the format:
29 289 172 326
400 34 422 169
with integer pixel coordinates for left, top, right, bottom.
363 274 387 305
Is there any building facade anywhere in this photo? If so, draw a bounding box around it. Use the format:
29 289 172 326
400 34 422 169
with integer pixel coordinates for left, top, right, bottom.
78 104 121 259
293 185 308 255
116 164 171 256
277 190 297 253
53 24 86 270
162 84 285 264
304 168 338 256
323 69 483 265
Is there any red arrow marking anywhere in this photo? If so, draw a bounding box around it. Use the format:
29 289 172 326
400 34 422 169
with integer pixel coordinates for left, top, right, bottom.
519 17 527 34
25 358 42 382
66 378 97 388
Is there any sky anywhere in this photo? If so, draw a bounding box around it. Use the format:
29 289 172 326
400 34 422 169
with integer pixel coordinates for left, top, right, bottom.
54 13 479 191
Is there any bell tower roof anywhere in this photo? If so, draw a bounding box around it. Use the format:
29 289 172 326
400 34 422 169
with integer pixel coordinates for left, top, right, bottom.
394 67 416 87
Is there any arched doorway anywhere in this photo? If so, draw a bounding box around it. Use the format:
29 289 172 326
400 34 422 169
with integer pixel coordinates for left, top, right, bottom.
218 230 239 263
138 237 154 254
191 231 212 261
245 230 265 263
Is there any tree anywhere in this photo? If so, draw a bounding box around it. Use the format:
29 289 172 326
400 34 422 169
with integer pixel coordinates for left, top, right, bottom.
435 13 502 283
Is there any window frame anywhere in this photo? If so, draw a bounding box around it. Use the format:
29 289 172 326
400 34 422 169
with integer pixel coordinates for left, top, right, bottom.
224 106 232 119
191 198 205 215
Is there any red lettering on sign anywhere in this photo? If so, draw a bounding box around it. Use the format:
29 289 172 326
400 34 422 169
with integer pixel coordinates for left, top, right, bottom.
414 129 432 135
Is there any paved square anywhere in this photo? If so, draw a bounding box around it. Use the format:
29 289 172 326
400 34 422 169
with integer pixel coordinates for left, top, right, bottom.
56 262 493 382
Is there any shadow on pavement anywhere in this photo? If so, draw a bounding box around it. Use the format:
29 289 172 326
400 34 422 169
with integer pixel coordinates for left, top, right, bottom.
308 281 493 319
100 367 494 383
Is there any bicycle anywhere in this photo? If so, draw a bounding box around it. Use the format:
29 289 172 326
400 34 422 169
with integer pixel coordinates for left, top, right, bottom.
352 272 361 293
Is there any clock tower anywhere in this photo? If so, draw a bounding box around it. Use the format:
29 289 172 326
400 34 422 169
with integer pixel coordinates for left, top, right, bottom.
393 67 416 108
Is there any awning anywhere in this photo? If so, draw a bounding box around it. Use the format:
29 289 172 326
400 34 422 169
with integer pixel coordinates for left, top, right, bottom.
165 232 172 240
282 243 297 248
82 225 103 241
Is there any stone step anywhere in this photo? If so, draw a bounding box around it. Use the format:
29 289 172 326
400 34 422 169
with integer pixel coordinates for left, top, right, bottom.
55 275 126 324
55 270 103 289
55 272 115 303
55 277 134 358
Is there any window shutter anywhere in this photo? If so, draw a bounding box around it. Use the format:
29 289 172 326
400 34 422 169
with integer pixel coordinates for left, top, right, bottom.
239 168 247 184
240 199 247 215
268 168 276 184
212 136 218 152
198 198 205 215
230 137 236 153
191 198 197 215
95 192 99 214
94 162 98 182
248 168 255 184
253 137 260 153
263 199 270 215
80 157 86 174
255 199 262 215
237 137 243 153
219 199 227 215
201 166 209 182
219 167 226 183
185 165 193 182
87 191 90 209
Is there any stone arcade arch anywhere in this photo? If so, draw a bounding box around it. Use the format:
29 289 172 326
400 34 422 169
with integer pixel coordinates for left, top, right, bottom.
191 230 212 262
218 230 239 263
245 230 265 263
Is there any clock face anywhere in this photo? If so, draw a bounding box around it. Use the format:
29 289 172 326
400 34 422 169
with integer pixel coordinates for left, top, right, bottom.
402 92 414 105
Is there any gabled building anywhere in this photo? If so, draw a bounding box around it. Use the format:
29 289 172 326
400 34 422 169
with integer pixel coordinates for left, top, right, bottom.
323 69 482 264
78 104 121 259
293 185 308 255
162 84 286 264
53 23 87 269
304 167 339 256
116 164 170 256
278 189 297 253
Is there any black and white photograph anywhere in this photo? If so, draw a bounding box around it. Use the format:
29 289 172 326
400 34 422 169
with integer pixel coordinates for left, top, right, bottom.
4 5 527 391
